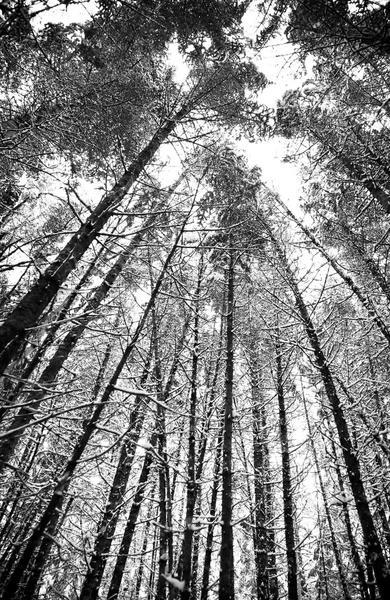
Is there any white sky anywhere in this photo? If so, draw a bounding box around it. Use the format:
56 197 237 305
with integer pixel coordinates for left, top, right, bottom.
168 41 308 215
33 1 307 217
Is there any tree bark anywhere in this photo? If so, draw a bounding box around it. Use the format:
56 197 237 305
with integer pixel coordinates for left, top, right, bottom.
274 330 299 600
181 258 203 600
0 102 191 376
259 213 390 599
200 421 224 600
302 387 352 600
0 220 189 600
219 248 235 600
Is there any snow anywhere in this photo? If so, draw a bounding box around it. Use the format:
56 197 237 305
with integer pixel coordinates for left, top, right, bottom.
113 385 152 397
137 439 153 450
163 574 185 591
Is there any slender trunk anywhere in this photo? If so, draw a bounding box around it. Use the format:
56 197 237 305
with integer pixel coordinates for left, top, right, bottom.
134 495 155 600
302 389 352 600
219 249 235 600
106 431 158 600
0 198 168 470
273 194 390 344
191 494 202 600
78 352 152 600
153 307 173 600
0 244 105 423
0 102 191 375
0 427 43 543
83 315 190 600
0 221 188 600
311 128 390 215
318 522 331 600
322 413 370 600
20 497 74 600
148 528 159 600
275 333 299 600
200 421 224 600
181 258 203 600
249 350 270 600
259 214 390 599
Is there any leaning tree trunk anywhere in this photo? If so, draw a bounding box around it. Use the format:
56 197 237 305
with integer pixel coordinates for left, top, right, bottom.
0 219 189 600
80 315 190 600
105 429 159 600
258 212 390 600
273 193 390 344
302 387 352 600
310 126 390 215
0 191 178 472
0 243 105 424
78 353 152 600
321 410 370 600
0 102 192 376
134 490 155 600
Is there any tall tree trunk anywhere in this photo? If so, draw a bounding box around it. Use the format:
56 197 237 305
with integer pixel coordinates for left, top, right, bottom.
219 248 235 600
0 243 105 424
105 430 158 600
248 344 271 600
258 213 390 599
200 421 224 600
81 314 190 600
181 257 203 600
310 128 390 215
0 220 189 600
0 102 191 375
0 194 174 471
134 492 155 600
274 330 299 600
273 194 390 344
321 411 370 600
302 387 352 600
78 351 152 600
19 496 74 600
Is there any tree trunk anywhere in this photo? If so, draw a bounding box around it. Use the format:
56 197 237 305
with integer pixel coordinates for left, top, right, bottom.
0 102 191 376
181 258 203 600
248 345 271 600
0 243 105 424
259 214 390 599
302 387 352 600
78 353 152 600
0 196 171 471
273 194 390 344
274 330 299 600
105 431 158 600
323 412 370 600
81 313 190 600
200 421 224 600
219 248 235 600
0 222 188 600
